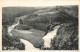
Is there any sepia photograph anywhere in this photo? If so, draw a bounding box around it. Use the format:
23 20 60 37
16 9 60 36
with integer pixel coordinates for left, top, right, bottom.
0 0 79 51
2 5 78 50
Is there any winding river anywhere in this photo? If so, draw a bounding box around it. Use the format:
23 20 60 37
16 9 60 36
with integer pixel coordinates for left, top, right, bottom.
7 16 62 50
7 20 44 50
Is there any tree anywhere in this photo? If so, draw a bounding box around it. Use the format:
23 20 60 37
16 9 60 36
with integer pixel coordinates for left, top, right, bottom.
19 19 23 24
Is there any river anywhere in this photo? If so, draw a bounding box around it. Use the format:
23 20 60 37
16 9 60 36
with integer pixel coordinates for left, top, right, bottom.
7 20 45 50
7 14 61 50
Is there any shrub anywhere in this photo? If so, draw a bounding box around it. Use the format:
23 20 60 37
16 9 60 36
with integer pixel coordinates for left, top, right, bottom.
14 24 31 30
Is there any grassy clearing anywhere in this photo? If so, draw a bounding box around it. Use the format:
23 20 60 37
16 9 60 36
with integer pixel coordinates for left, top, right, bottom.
11 29 45 48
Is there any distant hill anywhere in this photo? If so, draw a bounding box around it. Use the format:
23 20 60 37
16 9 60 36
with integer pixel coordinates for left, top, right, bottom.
2 7 37 16
22 5 78 31
2 7 38 25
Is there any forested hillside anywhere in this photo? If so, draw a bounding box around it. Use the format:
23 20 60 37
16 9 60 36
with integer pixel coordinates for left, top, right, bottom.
22 5 78 32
